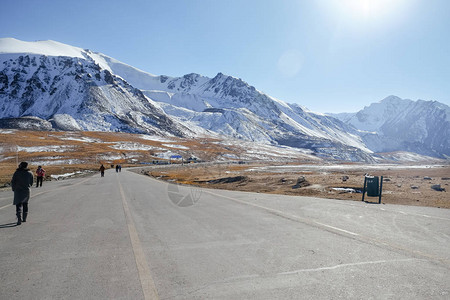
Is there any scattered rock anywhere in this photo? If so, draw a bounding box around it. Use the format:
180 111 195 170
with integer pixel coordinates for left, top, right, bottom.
411 185 419 189
208 176 247 184
292 176 310 189
342 176 349 182
431 184 446 192
423 176 432 180
441 177 450 180
383 178 391 182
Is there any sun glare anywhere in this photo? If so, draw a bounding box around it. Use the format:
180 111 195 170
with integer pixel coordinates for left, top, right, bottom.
343 0 384 18
330 0 408 23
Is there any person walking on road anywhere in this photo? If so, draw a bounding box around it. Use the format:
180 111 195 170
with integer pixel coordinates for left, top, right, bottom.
11 162 34 225
36 165 45 187
99 164 106 177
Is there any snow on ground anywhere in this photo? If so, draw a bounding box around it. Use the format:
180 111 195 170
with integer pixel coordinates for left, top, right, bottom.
0 129 16 134
235 141 318 161
155 151 182 159
222 153 239 159
332 188 361 193
17 145 76 153
377 151 443 162
31 159 83 166
50 171 83 180
94 153 142 162
161 144 189 150
109 142 162 151
248 164 447 173
0 156 14 162
60 136 103 143
139 135 175 143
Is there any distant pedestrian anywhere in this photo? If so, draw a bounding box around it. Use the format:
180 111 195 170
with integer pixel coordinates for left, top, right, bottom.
36 165 45 187
118 165 122 172
11 162 34 225
116 165 119 173
99 164 106 177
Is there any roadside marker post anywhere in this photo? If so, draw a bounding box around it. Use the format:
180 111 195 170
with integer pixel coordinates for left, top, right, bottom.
362 175 383 204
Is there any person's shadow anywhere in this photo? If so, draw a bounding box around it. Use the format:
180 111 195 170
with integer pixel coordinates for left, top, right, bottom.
0 222 19 228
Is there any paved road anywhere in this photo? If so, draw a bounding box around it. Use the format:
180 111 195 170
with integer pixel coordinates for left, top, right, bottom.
1 168 449 299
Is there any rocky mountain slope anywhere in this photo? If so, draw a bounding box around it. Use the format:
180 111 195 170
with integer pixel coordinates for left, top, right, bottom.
0 38 374 161
0 39 187 136
2 38 448 161
330 96 450 158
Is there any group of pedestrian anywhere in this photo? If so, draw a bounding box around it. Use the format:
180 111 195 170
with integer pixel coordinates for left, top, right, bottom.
11 161 121 225
99 164 122 177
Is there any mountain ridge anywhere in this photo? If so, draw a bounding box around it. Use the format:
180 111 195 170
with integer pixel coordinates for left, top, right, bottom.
1 38 448 161
330 96 450 158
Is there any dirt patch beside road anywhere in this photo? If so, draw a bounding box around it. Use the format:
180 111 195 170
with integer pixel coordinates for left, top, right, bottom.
143 162 450 208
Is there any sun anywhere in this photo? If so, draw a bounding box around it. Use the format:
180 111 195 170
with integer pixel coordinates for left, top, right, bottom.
343 0 386 18
331 0 407 23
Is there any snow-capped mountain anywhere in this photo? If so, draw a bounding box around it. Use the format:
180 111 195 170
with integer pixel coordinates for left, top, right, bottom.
91 57 372 161
0 38 399 162
330 96 450 158
0 38 187 136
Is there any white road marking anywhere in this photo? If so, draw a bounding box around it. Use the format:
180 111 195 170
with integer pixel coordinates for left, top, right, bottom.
205 190 359 237
313 221 359 236
0 178 91 210
117 176 159 300
394 209 450 221
278 258 420 275
0 203 11 210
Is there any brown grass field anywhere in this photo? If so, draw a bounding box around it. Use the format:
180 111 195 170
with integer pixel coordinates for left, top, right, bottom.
142 162 450 209
0 130 234 185
1 130 449 208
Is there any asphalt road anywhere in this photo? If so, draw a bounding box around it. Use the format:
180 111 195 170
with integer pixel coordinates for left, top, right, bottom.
1 167 449 299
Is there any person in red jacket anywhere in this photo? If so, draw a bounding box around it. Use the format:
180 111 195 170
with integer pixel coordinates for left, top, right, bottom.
36 166 45 187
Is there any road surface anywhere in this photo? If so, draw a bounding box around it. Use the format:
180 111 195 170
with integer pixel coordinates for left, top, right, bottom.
1 167 449 299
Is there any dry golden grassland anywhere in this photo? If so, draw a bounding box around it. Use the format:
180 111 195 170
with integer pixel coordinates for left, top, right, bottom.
0 130 233 186
1 130 449 209
143 162 450 208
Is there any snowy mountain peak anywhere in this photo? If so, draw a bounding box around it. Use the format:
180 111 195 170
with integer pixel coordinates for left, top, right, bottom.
332 96 450 158
0 38 86 59
0 39 189 136
380 95 406 103
2 38 447 160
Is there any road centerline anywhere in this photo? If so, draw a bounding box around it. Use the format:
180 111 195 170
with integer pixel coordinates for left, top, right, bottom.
117 175 159 300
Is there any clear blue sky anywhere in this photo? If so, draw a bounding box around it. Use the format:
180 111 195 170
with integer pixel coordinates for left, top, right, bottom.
1 0 449 112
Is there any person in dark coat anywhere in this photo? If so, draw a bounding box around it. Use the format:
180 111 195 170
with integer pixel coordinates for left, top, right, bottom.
11 162 34 225
99 164 106 177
